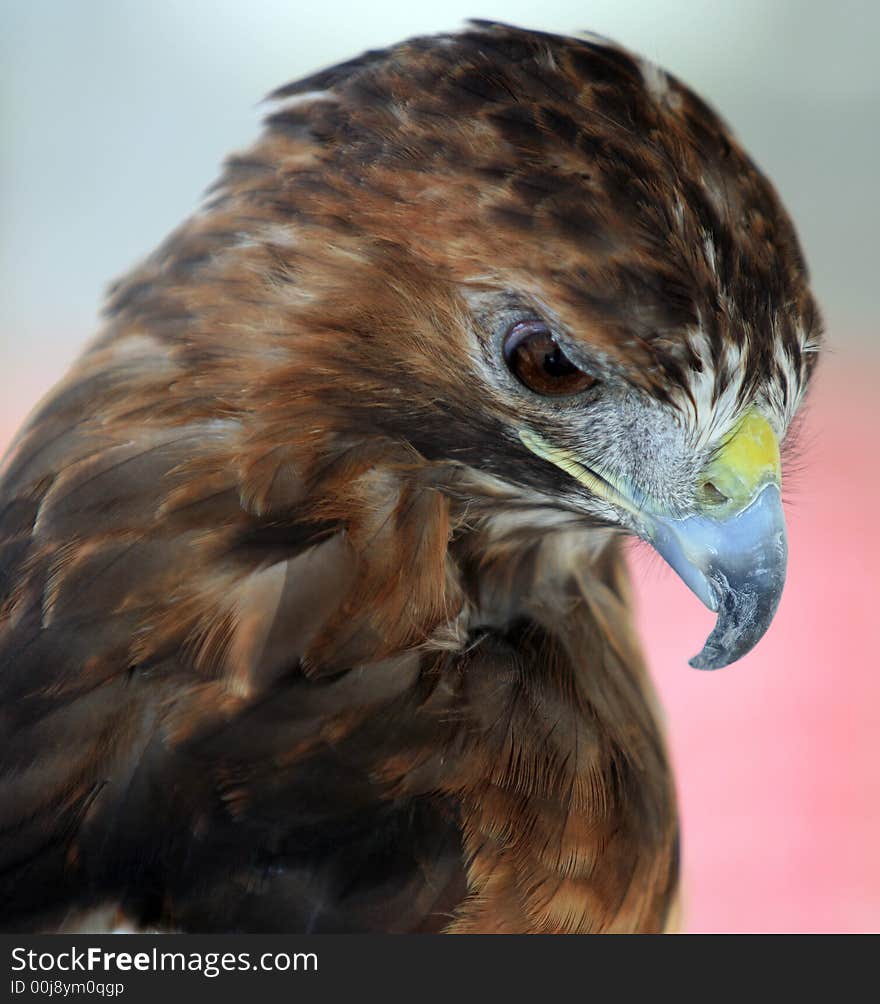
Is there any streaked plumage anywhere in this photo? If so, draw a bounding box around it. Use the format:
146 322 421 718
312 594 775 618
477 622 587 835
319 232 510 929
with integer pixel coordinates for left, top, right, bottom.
0 22 820 932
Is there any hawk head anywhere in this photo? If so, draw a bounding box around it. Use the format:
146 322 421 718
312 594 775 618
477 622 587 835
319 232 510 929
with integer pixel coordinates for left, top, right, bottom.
117 21 822 669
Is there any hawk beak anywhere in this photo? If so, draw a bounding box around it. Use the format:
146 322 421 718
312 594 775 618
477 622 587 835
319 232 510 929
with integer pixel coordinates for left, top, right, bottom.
519 409 786 670
644 411 787 669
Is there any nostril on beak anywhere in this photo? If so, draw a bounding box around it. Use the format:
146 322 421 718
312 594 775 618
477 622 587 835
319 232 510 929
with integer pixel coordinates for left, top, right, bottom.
699 480 730 507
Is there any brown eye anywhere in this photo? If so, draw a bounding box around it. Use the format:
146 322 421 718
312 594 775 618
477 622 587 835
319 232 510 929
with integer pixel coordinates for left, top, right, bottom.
503 321 598 396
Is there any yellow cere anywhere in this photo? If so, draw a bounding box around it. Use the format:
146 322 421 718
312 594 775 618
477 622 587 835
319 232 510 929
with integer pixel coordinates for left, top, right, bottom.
703 409 781 509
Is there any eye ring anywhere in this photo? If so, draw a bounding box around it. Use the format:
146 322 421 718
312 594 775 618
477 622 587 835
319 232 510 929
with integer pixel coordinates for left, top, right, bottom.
502 321 598 396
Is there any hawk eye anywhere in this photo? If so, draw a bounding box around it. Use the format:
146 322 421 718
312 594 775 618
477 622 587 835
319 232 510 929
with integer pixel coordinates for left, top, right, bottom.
503 321 597 396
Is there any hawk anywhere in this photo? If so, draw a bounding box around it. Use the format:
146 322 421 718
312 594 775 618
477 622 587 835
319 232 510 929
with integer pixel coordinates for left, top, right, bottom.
0 22 820 933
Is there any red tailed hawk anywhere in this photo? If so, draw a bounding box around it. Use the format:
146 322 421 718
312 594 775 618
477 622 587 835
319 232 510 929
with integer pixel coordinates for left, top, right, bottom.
0 22 820 932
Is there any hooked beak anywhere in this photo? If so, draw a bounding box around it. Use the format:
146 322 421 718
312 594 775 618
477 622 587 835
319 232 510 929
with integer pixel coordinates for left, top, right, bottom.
519 410 787 669
647 480 786 669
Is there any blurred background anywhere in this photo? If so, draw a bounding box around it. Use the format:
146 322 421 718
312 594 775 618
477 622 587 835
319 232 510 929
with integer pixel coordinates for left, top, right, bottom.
2 1 877 932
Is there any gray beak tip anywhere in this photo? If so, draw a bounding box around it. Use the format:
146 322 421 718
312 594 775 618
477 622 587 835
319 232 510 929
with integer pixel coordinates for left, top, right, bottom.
689 645 736 672
688 651 722 671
